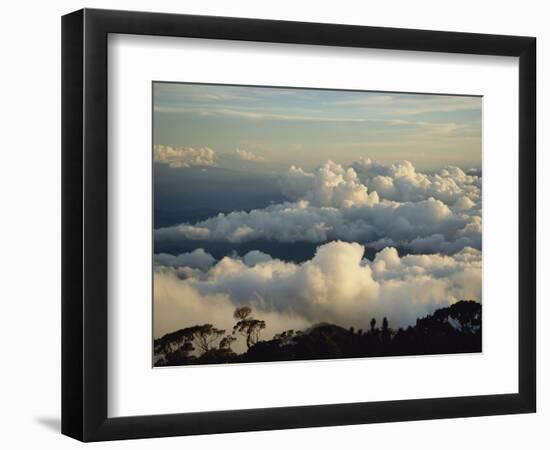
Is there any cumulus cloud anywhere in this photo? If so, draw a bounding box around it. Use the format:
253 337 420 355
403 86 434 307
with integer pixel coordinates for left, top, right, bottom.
155 197 478 253
154 268 311 353
155 241 481 339
153 158 482 345
351 157 481 208
154 248 216 271
281 160 379 208
235 148 265 161
284 157 482 209
154 158 481 254
243 250 273 266
153 144 217 168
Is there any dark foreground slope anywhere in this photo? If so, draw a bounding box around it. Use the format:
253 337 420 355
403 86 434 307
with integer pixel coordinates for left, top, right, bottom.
155 300 481 367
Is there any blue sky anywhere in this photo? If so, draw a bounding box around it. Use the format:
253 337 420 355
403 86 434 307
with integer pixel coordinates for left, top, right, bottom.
153 82 481 171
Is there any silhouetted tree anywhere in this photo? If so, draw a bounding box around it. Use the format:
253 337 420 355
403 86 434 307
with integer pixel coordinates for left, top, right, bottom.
234 318 266 349
154 326 196 356
273 330 295 345
234 306 252 321
219 335 237 350
370 318 376 333
163 341 195 365
381 317 391 349
154 300 482 366
190 324 226 354
232 306 266 349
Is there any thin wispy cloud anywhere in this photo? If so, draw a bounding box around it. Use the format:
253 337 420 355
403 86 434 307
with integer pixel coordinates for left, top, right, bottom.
154 104 474 132
153 82 481 171
327 94 481 116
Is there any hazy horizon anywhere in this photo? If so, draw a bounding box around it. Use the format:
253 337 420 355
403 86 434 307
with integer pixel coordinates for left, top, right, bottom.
153 82 481 172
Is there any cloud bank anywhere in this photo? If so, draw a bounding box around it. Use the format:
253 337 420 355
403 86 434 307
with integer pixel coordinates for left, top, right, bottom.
154 242 481 344
154 159 481 254
154 145 217 168
351 158 481 206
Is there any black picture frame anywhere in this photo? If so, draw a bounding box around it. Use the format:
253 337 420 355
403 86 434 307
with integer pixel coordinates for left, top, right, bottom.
62 8 536 442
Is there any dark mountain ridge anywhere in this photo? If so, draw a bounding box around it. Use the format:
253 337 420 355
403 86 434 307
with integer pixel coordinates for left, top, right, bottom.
155 300 482 367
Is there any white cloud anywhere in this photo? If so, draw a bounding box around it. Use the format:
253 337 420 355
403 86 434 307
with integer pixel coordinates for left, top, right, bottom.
154 268 311 352
155 241 481 339
154 158 481 254
243 250 273 266
154 248 215 271
155 197 478 253
281 160 379 208
235 148 265 161
351 157 481 207
153 145 217 168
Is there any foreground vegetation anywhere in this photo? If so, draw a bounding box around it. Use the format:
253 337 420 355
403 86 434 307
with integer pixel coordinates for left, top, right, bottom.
154 300 481 366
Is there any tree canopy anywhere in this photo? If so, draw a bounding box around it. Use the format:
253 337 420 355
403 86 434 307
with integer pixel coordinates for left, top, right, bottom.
154 301 481 367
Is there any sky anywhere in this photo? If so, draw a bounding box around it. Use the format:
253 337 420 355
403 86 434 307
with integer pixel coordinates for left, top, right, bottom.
152 82 483 345
153 82 482 172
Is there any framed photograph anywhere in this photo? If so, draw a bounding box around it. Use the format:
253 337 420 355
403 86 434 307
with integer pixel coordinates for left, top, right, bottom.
62 8 536 441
